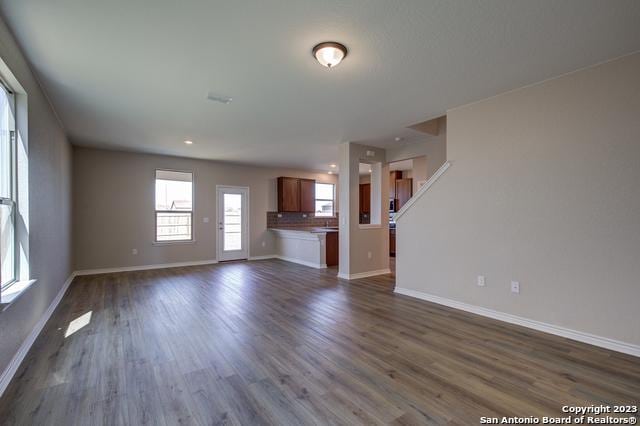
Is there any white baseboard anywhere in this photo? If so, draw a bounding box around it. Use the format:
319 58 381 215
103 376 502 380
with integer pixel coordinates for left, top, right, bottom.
74 259 219 276
0 272 77 398
275 256 326 269
394 287 640 358
248 255 277 261
251 255 330 269
338 268 392 280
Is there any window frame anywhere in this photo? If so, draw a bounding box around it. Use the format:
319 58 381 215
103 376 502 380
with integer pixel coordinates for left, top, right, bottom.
1 79 17 290
314 182 335 217
154 169 195 244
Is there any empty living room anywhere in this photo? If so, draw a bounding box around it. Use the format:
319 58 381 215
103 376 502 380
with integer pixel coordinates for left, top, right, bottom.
0 1 639 425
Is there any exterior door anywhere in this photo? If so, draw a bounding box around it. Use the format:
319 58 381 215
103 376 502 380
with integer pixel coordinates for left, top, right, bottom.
216 186 249 261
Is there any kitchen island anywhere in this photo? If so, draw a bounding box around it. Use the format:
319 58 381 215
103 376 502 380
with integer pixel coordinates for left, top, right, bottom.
269 227 338 269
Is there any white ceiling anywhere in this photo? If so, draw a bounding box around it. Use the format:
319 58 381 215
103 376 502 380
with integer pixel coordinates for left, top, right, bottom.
2 1 639 171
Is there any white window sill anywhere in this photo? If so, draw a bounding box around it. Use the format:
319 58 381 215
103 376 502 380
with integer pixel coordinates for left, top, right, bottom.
1 279 37 311
152 240 196 246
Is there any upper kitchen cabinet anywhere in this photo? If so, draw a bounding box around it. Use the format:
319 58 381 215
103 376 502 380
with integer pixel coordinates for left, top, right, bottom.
299 179 316 213
277 177 316 213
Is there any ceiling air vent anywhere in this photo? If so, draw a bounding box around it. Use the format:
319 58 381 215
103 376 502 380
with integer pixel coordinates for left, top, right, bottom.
207 92 233 104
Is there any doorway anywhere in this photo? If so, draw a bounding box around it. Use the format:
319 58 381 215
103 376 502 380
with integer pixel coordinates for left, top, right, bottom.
216 186 249 261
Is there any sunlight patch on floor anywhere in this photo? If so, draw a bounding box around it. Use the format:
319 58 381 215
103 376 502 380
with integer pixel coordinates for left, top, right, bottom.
64 311 92 338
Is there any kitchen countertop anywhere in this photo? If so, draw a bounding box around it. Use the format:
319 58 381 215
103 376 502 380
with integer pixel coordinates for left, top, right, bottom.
269 226 339 234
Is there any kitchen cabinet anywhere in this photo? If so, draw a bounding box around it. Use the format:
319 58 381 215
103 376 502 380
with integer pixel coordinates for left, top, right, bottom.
278 177 300 212
277 177 316 213
389 227 396 257
359 183 371 214
299 179 316 213
395 178 413 210
326 232 339 266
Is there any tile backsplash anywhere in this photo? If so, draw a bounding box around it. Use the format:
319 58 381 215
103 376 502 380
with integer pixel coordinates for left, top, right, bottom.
267 211 339 228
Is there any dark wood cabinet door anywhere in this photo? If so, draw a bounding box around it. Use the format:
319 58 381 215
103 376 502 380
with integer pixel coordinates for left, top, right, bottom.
278 177 300 212
299 179 316 213
389 229 396 256
359 183 371 214
395 179 412 210
325 232 339 266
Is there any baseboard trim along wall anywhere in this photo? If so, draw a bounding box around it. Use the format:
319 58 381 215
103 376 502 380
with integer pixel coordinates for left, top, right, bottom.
74 259 219 276
250 255 327 269
248 255 277 261
277 256 326 269
0 272 77 398
338 268 392 280
394 287 640 358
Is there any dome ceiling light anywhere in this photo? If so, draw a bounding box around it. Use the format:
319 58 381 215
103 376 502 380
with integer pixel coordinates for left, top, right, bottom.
312 42 348 68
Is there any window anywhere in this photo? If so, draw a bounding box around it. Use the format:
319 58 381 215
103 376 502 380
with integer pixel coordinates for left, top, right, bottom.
155 170 193 242
1 81 16 288
314 183 334 217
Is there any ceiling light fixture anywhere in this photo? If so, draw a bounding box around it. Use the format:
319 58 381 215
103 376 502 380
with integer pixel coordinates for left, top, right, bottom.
184 140 193 145
328 171 333 175
330 164 337 168
312 42 348 68
394 137 403 142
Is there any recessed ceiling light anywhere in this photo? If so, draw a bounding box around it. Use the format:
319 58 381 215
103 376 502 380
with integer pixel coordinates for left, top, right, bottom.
394 137 403 142
330 164 337 168
368 168 372 173
184 140 193 145
328 171 333 175
312 42 348 68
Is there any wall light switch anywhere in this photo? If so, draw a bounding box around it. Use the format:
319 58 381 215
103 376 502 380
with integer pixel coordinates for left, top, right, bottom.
477 275 485 287
203 217 210 223
367 251 372 259
132 248 138 255
261 241 266 247
511 281 520 294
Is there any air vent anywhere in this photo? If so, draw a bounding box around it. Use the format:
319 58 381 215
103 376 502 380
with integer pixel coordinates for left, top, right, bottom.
207 92 233 104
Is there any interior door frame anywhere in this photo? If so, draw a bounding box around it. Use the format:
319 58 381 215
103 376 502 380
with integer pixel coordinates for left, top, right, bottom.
216 185 250 261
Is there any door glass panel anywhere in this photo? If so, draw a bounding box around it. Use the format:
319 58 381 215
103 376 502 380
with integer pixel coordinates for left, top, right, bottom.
1 203 15 287
223 193 242 251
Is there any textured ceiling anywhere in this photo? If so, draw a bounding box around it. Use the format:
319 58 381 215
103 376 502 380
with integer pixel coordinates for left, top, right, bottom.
1 0 639 171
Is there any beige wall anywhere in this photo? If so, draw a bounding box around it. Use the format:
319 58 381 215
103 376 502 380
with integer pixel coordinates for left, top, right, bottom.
339 142 389 277
0 17 73 374
409 156 427 194
73 147 338 270
387 122 447 180
397 53 640 346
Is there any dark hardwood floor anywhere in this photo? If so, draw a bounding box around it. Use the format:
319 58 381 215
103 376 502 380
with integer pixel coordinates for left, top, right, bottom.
0 259 638 425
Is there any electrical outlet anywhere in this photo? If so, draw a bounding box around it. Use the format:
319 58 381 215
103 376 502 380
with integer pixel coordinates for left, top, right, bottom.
511 281 520 294
277 213 282 218
203 217 209 223
132 248 138 255
302 213 307 218
477 275 485 287
367 251 372 259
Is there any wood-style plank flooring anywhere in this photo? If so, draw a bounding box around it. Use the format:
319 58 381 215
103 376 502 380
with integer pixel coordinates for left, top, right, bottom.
0 259 638 425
